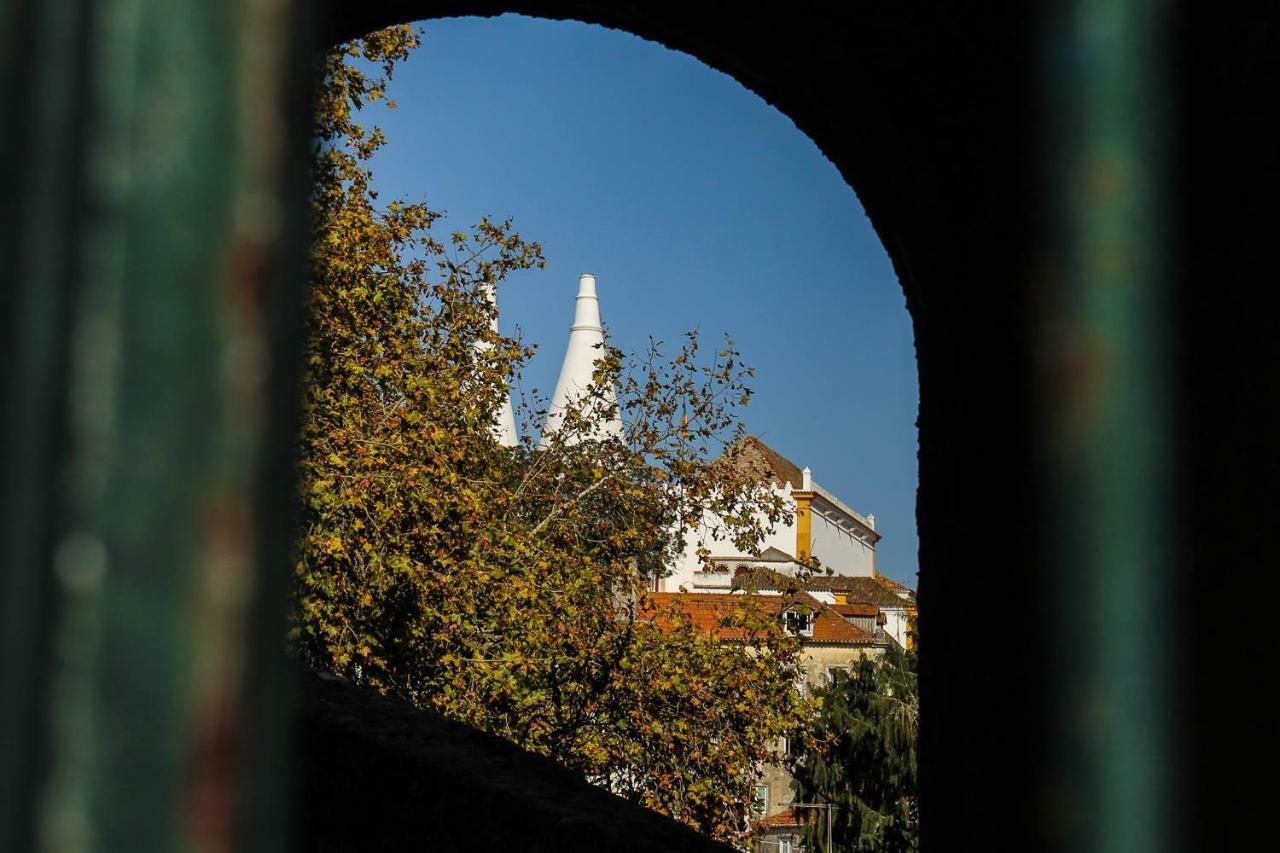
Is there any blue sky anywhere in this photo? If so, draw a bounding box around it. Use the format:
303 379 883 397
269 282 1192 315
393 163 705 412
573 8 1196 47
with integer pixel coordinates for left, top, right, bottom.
363 14 920 586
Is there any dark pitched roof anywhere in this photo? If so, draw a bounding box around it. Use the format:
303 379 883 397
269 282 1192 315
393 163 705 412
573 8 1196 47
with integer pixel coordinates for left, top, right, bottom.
805 575 917 608
875 573 917 595
640 592 880 646
715 436 806 490
732 567 916 609
731 566 806 593
744 436 806 489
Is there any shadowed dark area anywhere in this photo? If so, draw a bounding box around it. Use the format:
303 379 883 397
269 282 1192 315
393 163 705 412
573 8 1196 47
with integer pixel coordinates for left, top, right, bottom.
298 671 731 852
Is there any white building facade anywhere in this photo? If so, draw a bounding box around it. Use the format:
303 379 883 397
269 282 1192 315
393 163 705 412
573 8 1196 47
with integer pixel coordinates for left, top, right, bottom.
663 436 882 593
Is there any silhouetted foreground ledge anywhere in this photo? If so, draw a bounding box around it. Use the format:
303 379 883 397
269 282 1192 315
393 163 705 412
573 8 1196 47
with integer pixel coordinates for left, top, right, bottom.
298 671 734 852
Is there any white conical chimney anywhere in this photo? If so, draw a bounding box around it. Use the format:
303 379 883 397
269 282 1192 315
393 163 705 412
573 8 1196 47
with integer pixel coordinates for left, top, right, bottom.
477 282 518 447
542 273 624 445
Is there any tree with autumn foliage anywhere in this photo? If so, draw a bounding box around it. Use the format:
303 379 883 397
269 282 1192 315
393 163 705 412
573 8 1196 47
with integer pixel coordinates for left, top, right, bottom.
789 644 920 852
292 25 814 848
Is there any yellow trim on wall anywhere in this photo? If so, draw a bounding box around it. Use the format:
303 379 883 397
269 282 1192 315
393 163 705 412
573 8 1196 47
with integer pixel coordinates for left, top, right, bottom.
793 491 814 561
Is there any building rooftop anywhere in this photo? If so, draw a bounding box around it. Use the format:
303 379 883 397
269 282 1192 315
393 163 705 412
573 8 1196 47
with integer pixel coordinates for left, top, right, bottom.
719 437 878 534
640 591 881 646
758 807 804 828
731 567 916 609
741 436 806 490
829 601 880 618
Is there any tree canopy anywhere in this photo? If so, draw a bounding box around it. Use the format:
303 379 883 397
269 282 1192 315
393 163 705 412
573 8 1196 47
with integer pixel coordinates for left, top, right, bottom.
292 25 815 847
790 644 919 852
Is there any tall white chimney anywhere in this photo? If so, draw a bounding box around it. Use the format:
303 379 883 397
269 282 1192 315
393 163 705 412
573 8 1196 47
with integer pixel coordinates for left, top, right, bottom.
477 282 518 447
542 273 624 444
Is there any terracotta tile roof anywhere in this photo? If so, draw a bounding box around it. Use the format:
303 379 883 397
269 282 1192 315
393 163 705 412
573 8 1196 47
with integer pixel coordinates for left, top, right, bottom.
759 807 804 828
640 592 879 646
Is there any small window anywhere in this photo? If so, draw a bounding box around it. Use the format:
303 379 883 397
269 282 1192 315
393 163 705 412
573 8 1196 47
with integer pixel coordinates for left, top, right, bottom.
752 784 769 816
782 607 814 637
827 665 849 683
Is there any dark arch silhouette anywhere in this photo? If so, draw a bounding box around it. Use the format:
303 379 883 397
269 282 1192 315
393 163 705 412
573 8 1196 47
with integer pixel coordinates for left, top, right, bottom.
319 5 1046 849
316 6 1276 851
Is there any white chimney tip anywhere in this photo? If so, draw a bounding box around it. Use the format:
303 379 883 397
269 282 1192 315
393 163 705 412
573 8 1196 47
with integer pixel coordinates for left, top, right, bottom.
542 272 622 445
801 466 812 490
867 513 876 529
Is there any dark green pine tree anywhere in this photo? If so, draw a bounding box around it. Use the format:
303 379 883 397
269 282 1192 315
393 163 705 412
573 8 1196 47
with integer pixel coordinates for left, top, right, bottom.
790 643 919 852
